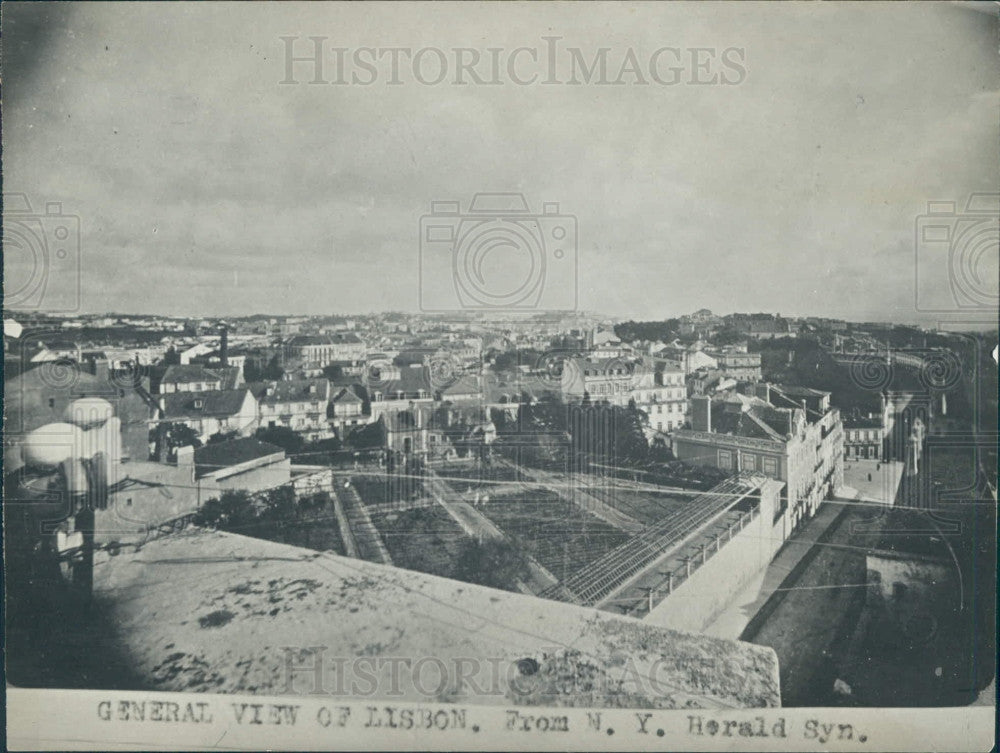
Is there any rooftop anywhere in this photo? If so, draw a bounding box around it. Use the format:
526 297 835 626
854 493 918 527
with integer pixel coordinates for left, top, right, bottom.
250 378 330 404
89 528 781 707
160 388 250 419
161 364 224 384
193 438 285 477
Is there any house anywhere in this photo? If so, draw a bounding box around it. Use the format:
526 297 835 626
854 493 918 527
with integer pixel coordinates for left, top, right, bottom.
158 388 258 442
251 378 332 441
673 383 844 536
366 364 436 416
158 364 226 394
330 385 370 437
378 402 496 462
190 349 248 374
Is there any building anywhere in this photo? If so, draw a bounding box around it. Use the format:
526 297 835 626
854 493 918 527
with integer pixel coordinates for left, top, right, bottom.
560 357 638 407
158 388 259 441
726 313 794 340
330 385 370 437
542 474 786 635
366 364 437 417
286 333 366 368
843 412 886 460
438 374 484 403
673 383 844 534
710 348 762 383
659 345 718 375
687 368 724 396
631 361 688 433
378 402 496 462
178 342 215 365
28 339 82 363
678 308 722 338
192 438 291 494
158 364 226 394
251 378 332 441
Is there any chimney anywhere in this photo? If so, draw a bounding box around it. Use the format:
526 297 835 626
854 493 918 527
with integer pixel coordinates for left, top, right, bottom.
156 422 169 463
691 395 712 432
220 327 229 367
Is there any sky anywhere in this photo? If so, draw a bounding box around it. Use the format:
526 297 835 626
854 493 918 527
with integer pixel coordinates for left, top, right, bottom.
2 1 998 325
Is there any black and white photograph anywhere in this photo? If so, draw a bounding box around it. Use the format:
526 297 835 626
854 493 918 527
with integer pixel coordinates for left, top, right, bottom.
2 2 997 750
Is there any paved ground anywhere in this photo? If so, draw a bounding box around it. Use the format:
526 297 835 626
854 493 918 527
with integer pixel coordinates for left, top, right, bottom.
702 502 847 641
735 505 883 707
839 458 904 503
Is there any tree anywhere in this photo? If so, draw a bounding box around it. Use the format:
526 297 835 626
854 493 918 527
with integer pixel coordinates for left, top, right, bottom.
154 422 202 460
451 539 530 592
322 364 344 382
254 426 305 456
260 485 297 523
195 489 255 530
710 327 745 346
301 436 343 466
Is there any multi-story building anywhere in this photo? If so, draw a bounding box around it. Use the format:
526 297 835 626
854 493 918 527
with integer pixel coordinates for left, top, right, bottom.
726 313 795 340
631 362 688 433
251 378 332 441
330 385 370 437
366 364 436 417
658 345 718 375
843 413 886 460
560 357 638 407
673 383 844 535
158 364 225 394
158 388 259 441
710 348 763 383
286 333 366 368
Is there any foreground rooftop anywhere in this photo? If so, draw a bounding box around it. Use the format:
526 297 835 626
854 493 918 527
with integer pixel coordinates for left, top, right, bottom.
91 528 780 708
